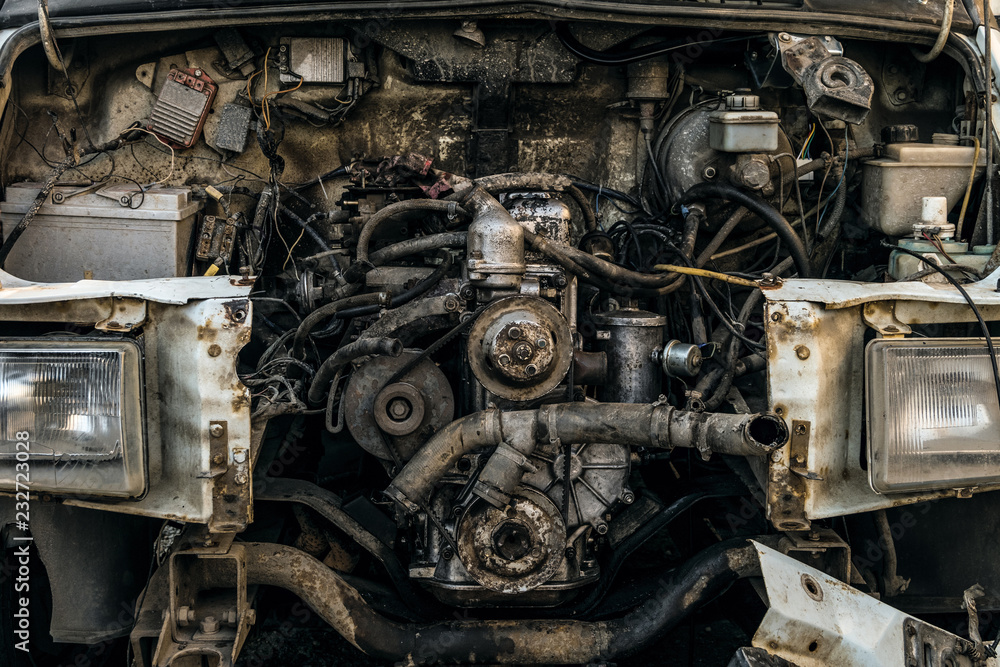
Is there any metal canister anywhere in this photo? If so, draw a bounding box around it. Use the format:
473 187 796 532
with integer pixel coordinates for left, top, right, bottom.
592 309 667 404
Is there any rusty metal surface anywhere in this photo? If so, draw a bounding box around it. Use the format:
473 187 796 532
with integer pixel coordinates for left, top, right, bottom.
467 295 572 401
0 268 253 304
456 486 567 594
62 296 253 527
752 541 987 667
343 350 455 461
764 289 1000 525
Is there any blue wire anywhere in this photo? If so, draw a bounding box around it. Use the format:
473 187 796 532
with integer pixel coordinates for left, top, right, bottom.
817 136 848 227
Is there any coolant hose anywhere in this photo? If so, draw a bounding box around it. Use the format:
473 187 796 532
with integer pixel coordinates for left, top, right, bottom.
679 182 814 278
241 537 770 664
386 403 788 513
336 250 453 319
368 232 468 265
291 292 388 360
308 337 403 405
353 200 468 268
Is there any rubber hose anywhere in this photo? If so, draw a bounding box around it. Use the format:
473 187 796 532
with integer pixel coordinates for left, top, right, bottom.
679 182 813 278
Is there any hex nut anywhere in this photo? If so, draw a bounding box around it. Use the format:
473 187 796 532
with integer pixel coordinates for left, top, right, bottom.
200 616 220 634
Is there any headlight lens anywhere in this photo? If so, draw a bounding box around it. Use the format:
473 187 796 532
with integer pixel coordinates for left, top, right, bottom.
0 340 144 498
867 337 1000 493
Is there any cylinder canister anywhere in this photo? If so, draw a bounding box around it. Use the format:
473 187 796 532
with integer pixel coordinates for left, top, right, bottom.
593 309 667 404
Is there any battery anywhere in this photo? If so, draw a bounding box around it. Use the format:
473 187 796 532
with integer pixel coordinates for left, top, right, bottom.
0 183 202 282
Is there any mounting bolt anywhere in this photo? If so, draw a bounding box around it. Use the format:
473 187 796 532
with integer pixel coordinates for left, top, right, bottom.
177 606 196 626
209 424 225 438
508 327 522 340
554 274 568 288
524 364 538 376
778 32 792 42
200 616 220 634
596 522 609 535
536 338 547 349
234 472 248 485
497 354 511 366
622 491 635 505
794 424 807 436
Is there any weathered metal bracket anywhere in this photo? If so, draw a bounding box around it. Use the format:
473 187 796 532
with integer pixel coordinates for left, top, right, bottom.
753 542 983 667
767 419 811 532
207 420 252 534
862 300 911 338
150 543 255 667
95 296 147 332
780 526 851 583
775 32 873 124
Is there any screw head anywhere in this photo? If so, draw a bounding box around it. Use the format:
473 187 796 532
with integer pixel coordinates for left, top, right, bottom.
209 424 225 438
497 354 511 366
524 364 538 376
508 327 522 340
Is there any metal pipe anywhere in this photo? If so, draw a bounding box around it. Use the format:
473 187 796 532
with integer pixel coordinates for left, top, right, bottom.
241 538 765 665
385 402 788 512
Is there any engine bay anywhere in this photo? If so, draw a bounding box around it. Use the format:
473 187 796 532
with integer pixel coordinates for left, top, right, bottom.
1 9 999 663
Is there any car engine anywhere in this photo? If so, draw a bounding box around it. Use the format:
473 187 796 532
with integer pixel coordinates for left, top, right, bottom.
1 5 1000 665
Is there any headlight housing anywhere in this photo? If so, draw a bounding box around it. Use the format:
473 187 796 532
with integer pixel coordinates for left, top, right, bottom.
866 337 1000 493
0 339 145 498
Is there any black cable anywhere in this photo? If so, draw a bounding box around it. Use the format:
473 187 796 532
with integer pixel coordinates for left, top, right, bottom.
572 181 642 211
679 182 814 279
554 23 754 66
883 241 1000 411
336 250 454 319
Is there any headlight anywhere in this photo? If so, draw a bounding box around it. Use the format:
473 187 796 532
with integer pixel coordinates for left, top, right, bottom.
0 340 145 498
866 337 1000 493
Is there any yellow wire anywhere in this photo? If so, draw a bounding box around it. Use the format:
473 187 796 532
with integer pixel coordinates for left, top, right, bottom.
797 124 816 159
956 136 981 240
126 127 175 185
283 228 305 271
246 69 261 101
261 76 304 131
652 264 760 288
262 47 271 129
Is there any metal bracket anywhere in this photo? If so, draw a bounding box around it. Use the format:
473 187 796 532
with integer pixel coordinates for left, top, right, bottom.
788 420 822 481
767 419 811 532
95 297 147 332
153 543 255 667
208 420 252 534
774 32 873 124
780 527 851 583
862 301 912 338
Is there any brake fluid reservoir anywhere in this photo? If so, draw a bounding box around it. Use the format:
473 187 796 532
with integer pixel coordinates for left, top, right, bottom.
708 91 779 153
